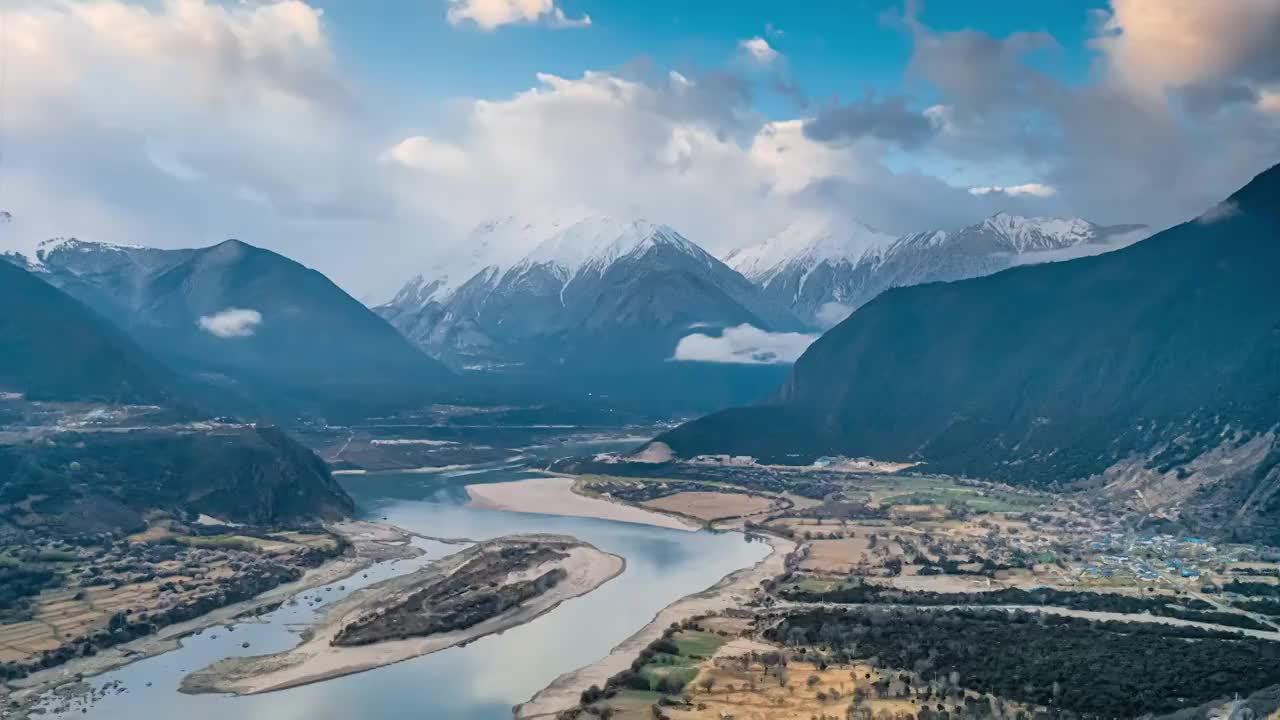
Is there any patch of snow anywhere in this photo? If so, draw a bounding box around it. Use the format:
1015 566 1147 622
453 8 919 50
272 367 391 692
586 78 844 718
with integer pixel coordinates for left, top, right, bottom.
980 212 1096 252
516 215 711 278
724 213 896 282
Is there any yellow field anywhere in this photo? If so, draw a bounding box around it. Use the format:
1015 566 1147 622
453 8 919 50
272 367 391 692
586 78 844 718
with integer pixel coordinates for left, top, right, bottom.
644 492 777 522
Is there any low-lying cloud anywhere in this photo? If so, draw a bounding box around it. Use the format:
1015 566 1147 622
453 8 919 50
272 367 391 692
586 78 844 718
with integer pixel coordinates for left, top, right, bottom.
969 183 1057 198
1197 200 1241 225
672 324 818 365
198 308 263 338
814 302 855 328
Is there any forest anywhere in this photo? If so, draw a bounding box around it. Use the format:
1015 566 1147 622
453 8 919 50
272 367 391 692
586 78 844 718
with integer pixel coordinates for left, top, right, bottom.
767 607 1280 717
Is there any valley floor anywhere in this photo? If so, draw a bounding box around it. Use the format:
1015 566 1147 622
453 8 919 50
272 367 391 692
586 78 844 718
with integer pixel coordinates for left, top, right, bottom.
2 521 427 717
527 464 1280 720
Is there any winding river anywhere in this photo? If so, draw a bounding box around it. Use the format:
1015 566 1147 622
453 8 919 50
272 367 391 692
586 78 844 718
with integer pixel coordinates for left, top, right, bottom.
39 435 769 719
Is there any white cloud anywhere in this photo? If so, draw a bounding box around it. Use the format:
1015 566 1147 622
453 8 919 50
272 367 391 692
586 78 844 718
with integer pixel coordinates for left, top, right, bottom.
814 302 854 328
968 183 1057 198
672 324 818 365
0 0 436 297
198 308 263 338
383 71 846 255
386 136 470 174
445 0 590 30
1094 0 1280 101
739 37 780 65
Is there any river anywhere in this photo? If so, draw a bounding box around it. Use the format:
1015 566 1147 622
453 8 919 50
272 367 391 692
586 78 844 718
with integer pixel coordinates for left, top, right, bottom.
37 433 769 719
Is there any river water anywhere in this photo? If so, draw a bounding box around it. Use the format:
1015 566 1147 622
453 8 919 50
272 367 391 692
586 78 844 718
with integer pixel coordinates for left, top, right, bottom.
41 434 768 719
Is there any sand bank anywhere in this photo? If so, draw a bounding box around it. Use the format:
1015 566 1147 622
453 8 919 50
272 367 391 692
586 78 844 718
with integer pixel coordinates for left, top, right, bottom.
466 475 700 531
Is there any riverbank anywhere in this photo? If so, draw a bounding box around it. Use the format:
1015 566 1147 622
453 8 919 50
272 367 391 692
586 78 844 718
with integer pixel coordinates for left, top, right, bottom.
514 533 796 719
3 521 425 715
466 475 700 531
179 534 626 696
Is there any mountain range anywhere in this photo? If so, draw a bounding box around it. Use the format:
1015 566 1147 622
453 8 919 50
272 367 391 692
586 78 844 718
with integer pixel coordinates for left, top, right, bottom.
377 215 808 413
658 163 1280 544
378 215 804 368
7 237 451 420
725 212 1149 327
377 209 1144 411
0 259 356 530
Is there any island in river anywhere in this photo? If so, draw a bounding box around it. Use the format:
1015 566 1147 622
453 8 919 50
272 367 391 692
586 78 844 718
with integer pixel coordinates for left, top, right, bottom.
179 534 625 696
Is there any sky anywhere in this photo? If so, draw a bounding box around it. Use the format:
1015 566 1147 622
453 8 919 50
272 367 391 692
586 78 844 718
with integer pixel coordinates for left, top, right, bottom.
0 0 1277 300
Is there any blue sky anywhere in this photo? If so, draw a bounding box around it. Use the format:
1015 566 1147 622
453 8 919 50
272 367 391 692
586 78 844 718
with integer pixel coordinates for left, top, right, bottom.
323 0 1106 118
0 0 1277 296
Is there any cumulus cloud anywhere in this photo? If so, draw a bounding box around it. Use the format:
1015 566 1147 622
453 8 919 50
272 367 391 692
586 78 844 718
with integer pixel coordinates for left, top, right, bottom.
386 71 842 253
969 183 1057 198
739 37 780 65
6 0 1278 305
198 308 263 338
0 0 436 296
1094 0 1280 105
445 0 590 30
883 1 1280 230
672 324 818 365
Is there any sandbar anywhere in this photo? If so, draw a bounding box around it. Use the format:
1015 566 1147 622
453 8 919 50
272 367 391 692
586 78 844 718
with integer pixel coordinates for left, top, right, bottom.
466 475 699 531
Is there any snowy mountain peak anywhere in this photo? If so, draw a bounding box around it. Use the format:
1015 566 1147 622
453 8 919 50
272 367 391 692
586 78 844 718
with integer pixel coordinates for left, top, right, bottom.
36 237 143 260
392 212 718 310
403 210 603 305
518 216 709 277
724 215 897 282
979 212 1097 252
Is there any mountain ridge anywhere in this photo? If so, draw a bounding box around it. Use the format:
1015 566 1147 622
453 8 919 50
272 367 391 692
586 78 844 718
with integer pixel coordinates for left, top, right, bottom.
725 211 1150 326
658 163 1280 543
379 214 805 369
9 237 451 420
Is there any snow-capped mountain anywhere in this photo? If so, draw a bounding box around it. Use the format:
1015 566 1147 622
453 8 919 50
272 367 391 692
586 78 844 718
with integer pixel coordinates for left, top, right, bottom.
724 215 898 327
726 212 1149 327
378 215 805 369
387 213 585 312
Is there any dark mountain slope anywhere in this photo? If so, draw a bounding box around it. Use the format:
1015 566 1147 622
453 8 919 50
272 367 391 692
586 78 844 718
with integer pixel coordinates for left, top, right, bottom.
0 426 354 536
660 164 1280 541
30 239 451 419
0 260 355 530
0 261 176 404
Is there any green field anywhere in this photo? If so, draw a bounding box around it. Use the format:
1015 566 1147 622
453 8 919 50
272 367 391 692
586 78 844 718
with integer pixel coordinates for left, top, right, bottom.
878 486 1040 512
635 629 726 692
